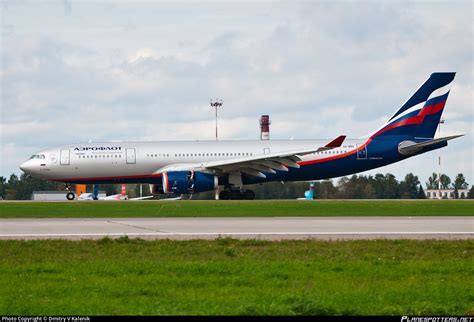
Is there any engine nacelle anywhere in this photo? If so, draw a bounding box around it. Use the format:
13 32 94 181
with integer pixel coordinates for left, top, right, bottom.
161 171 218 194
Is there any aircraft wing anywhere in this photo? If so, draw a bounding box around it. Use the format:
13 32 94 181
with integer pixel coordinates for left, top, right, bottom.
196 135 346 178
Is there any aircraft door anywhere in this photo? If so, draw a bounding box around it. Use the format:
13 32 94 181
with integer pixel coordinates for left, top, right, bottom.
263 148 270 154
60 149 70 165
356 143 367 160
126 148 136 164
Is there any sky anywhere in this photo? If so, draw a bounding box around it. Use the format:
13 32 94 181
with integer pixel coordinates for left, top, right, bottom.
1 0 473 186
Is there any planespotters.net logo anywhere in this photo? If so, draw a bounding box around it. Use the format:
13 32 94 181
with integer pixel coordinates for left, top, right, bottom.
402 317 473 322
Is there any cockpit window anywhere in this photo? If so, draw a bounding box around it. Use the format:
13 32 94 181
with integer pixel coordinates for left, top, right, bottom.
30 154 45 159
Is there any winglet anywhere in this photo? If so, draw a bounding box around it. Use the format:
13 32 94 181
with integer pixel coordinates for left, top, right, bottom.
325 135 346 148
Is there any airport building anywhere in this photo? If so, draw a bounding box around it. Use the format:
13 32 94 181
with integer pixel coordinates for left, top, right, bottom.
425 189 469 199
32 191 106 201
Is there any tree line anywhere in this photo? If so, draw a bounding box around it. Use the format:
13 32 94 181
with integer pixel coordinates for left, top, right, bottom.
0 172 472 200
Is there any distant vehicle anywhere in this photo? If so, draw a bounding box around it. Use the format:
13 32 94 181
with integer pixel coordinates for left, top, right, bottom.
297 183 315 200
20 73 463 200
77 184 154 201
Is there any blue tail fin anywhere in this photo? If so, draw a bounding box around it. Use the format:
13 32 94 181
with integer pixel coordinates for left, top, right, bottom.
370 72 455 140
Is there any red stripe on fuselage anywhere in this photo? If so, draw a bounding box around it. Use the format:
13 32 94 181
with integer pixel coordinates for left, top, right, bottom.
298 140 371 166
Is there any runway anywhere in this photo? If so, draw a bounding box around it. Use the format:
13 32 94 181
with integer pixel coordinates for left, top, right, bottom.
0 217 472 240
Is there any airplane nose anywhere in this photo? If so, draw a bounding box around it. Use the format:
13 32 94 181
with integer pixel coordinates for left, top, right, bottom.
19 161 32 173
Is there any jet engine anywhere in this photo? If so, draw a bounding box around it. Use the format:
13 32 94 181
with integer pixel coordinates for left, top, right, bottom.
150 171 218 195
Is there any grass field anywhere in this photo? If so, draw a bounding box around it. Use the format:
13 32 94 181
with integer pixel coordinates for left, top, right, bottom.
0 238 472 315
1 200 473 218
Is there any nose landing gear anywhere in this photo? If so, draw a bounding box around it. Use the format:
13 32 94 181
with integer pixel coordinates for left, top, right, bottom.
65 184 75 200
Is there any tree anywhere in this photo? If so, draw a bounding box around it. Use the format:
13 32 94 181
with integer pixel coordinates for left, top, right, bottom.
417 185 426 199
452 173 468 190
6 174 19 200
362 183 376 199
439 174 451 190
451 173 468 199
426 173 438 189
372 173 387 199
314 180 338 199
383 173 400 199
336 175 364 198
15 173 64 200
468 186 474 199
0 176 6 199
400 173 420 199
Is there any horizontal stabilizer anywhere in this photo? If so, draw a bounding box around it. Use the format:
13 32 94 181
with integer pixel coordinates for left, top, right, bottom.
398 134 464 155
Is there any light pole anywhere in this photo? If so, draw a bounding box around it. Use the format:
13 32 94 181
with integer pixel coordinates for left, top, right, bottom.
210 98 223 140
438 119 445 199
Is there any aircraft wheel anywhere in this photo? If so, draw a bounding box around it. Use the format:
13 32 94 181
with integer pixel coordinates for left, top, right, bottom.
243 190 255 200
66 192 75 200
219 190 230 200
229 190 242 200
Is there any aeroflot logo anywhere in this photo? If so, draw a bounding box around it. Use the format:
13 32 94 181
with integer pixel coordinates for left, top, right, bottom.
74 147 122 151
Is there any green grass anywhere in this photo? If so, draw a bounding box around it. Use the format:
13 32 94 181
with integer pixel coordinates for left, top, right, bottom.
0 238 472 315
0 200 473 218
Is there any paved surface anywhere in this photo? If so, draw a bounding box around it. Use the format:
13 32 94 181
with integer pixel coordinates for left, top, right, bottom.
0 217 472 240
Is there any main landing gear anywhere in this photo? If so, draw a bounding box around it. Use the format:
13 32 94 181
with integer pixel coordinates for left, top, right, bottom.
219 189 255 200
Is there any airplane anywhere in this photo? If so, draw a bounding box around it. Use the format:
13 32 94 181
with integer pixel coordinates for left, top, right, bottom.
20 72 463 200
77 184 154 201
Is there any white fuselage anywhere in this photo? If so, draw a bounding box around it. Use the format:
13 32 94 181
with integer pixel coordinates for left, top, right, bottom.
20 139 365 183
